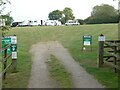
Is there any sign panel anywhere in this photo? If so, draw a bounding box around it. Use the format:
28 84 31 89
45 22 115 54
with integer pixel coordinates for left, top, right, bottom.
2 37 11 54
12 52 17 59
11 44 17 52
2 36 11 46
2 36 17 58
98 36 105 41
83 36 92 46
10 36 17 44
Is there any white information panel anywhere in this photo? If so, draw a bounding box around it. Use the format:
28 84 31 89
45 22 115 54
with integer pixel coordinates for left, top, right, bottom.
10 36 17 44
12 52 17 59
98 36 105 41
84 41 90 45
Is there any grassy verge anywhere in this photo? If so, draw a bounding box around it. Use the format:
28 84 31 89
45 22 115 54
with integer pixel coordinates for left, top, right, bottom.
1 24 118 88
0 62 1 72
46 55 72 88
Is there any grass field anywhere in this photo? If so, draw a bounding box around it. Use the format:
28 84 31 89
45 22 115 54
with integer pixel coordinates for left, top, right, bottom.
1 24 118 88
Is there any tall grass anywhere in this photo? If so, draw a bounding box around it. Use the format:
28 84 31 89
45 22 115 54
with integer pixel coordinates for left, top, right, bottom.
46 55 72 88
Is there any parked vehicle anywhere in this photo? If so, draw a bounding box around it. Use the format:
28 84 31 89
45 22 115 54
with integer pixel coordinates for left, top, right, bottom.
11 22 23 27
11 20 62 27
65 20 79 26
45 20 61 26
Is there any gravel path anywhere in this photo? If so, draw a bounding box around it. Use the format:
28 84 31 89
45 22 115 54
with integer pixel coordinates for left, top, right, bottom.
28 41 104 88
28 43 59 88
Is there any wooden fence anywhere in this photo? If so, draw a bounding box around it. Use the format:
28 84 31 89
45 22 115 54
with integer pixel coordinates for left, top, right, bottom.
0 35 17 79
98 39 120 72
1 43 12 79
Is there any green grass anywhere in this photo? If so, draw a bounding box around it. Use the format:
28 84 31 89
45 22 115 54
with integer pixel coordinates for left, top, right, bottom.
0 62 2 72
0 24 118 88
0 50 1 72
46 55 72 88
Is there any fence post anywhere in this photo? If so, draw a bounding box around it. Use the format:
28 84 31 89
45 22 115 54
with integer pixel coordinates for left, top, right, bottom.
114 46 117 73
12 59 17 72
98 34 105 67
3 47 7 79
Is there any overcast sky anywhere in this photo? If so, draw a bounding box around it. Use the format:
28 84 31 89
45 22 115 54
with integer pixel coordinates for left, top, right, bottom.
4 0 118 21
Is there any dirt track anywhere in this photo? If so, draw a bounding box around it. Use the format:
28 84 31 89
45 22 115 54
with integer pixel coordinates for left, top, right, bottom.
28 41 104 88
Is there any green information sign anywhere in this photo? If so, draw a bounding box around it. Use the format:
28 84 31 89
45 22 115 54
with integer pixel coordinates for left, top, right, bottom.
2 36 17 59
2 37 11 54
11 44 17 52
83 36 92 46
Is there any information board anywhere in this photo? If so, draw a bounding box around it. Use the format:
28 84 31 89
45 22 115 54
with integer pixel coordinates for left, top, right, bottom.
2 36 11 54
83 36 92 46
2 36 17 59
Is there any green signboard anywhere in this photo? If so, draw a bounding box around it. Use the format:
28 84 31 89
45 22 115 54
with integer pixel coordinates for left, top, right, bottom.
2 36 17 59
2 37 11 54
11 44 17 52
83 36 92 46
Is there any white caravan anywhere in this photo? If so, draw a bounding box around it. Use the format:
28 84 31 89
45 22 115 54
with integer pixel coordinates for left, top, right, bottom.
45 20 61 26
65 20 79 26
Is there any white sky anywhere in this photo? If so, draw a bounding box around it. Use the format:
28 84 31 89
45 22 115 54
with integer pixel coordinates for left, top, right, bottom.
3 0 118 21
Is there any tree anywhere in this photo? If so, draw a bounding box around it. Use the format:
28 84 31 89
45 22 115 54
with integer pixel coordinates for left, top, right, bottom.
48 10 62 20
62 7 75 23
77 19 84 25
0 0 11 36
1 14 13 26
85 4 119 24
48 7 75 24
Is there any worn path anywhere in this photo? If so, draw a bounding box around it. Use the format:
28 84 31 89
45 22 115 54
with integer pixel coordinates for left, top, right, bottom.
28 41 104 88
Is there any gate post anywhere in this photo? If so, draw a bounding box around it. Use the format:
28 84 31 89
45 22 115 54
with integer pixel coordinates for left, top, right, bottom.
98 34 105 67
114 45 117 73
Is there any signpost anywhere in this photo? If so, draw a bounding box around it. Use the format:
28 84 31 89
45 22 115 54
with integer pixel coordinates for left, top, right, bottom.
2 35 17 72
10 36 17 59
98 34 105 67
10 35 17 72
82 35 92 51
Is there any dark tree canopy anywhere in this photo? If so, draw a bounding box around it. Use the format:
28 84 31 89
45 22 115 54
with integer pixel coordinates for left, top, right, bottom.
48 10 62 20
1 14 13 26
62 7 75 22
48 7 75 24
85 4 119 24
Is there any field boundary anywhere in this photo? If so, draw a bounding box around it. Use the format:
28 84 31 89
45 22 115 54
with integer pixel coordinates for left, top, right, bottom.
98 39 120 72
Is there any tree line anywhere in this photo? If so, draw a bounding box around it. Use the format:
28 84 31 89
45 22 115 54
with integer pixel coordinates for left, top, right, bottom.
48 7 75 24
48 4 119 24
0 1 119 26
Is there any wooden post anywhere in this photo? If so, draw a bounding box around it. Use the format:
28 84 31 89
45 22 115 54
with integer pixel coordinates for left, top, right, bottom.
12 59 17 72
98 34 105 67
98 40 104 67
118 3 120 88
11 35 17 73
3 47 7 79
114 46 117 73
